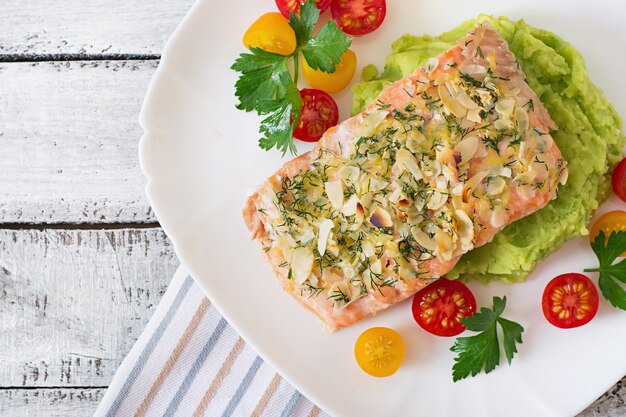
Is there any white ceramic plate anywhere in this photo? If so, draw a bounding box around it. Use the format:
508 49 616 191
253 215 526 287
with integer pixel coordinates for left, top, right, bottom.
139 1 626 416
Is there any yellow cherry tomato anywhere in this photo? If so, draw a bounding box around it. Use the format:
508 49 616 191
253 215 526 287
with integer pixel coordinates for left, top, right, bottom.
590 210 626 256
243 12 297 56
302 49 357 93
354 327 405 377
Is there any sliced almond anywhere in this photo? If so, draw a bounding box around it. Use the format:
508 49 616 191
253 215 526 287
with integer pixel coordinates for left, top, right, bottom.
342 194 359 216
324 180 344 210
462 170 489 202
370 258 382 275
461 64 487 77
495 97 515 116
456 90 479 110
435 228 455 260
514 170 537 186
421 160 442 179
559 168 569 185
396 148 423 181
350 202 365 231
369 178 390 192
339 165 360 184
370 206 393 228
359 192 374 210
515 107 529 133
491 166 512 178
450 183 463 196
388 187 403 204
408 212 424 226
467 108 482 123
438 84 466 118
406 131 426 153
427 191 448 211
317 219 334 256
494 117 513 131
454 136 479 165
454 209 475 251
362 240 375 258
299 228 315 245
360 110 389 137
487 176 506 195
491 205 506 228
291 247 314 284
411 226 437 251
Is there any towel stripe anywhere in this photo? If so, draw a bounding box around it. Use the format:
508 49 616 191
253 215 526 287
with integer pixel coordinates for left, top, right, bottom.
280 391 302 417
307 405 321 417
162 317 228 417
105 274 194 417
133 298 211 417
250 373 282 417
221 356 264 417
192 337 246 417
95 267 332 417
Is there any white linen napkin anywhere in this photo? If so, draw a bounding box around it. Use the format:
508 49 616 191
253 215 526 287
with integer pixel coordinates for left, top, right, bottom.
94 265 331 417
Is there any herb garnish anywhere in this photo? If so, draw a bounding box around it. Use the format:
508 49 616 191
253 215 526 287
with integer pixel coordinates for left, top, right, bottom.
584 230 626 310
231 1 351 155
450 296 524 382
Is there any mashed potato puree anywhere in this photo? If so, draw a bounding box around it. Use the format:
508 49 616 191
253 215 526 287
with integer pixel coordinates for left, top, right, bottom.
352 16 626 283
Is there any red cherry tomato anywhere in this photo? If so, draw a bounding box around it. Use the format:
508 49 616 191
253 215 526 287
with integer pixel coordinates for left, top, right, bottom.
411 278 477 337
330 0 387 36
542 273 599 329
293 89 339 142
612 157 626 202
275 0 332 18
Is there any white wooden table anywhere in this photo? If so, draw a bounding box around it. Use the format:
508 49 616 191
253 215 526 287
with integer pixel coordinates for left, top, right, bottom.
0 1 623 416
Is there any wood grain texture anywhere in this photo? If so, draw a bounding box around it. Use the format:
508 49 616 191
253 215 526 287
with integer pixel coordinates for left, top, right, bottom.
0 383 622 417
0 228 179 387
0 61 158 224
0 388 105 417
0 0 194 56
579 379 625 417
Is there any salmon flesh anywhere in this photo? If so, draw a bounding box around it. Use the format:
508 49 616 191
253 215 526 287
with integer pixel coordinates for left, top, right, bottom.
243 23 568 332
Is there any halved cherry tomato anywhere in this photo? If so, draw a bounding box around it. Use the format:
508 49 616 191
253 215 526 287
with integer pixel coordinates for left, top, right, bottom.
542 273 599 329
276 0 332 18
411 278 476 337
612 157 626 202
293 88 339 142
354 327 405 377
590 210 626 256
330 0 387 36
243 12 297 56
302 49 357 93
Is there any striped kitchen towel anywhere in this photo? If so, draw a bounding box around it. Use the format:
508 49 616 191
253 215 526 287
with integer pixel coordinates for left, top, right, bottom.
95 266 331 417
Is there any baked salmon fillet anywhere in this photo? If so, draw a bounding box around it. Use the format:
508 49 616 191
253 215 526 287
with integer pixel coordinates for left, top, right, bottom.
243 22 568 332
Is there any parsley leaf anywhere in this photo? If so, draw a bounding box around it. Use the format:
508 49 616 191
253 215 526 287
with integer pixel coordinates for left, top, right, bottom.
289 1 319 47
257 76 302 155
231 0 350 154
584 230 626 310
231 48 289 112
450 296 524 382
301 20 351 72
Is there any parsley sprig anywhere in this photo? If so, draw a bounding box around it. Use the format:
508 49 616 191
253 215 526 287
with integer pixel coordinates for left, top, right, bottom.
584 230 626 310
231 1 351 155
450 296 524 382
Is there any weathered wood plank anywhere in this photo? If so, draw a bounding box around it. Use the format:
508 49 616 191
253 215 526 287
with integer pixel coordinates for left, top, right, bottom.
0 388 104 417
0 228 179 387
0 0 195 56
0 380 622 417
0 61 158 223
579 378 625 417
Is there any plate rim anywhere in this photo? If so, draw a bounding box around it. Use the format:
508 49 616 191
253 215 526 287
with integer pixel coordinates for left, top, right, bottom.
138 1 626 416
